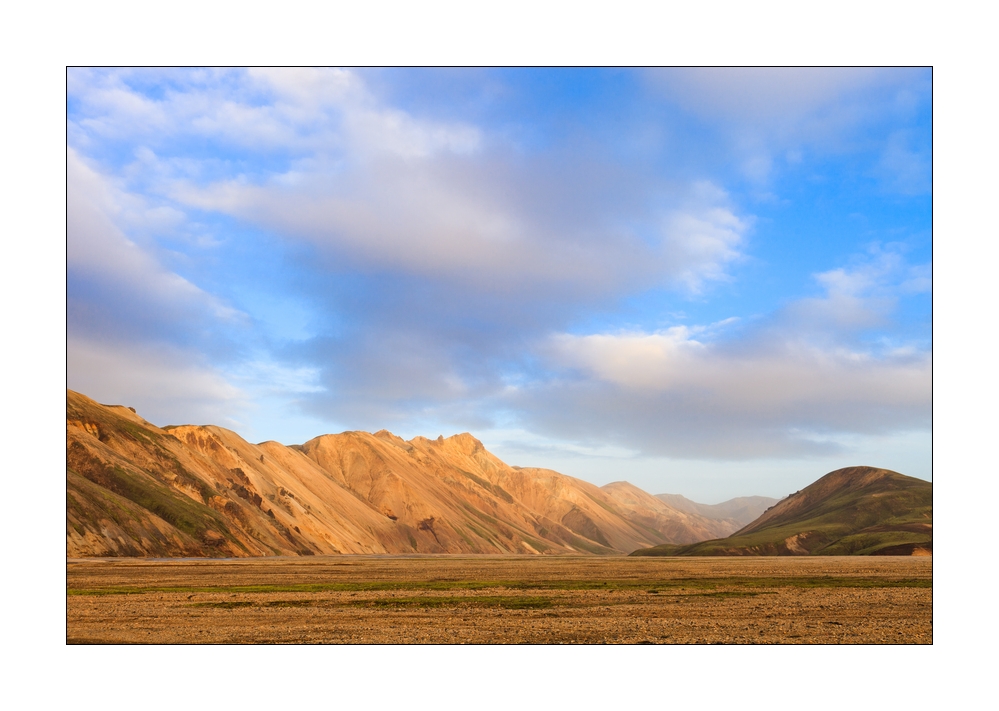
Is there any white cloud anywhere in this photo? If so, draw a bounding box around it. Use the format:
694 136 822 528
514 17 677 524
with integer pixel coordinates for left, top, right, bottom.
69 67 482 159
526 247 931 459
901 263 932 294
342 104 482 158
67 147 242 324
548 327 704 391
229 358 325 396
71 69 752 298
247 67 359 107
876 129 931 195
786 245 930 335
516 331 930 459
661 181 749 291
68 335 247 428
173 166 751 300
651 67 891 124
647 67 930 183
547 326 928 417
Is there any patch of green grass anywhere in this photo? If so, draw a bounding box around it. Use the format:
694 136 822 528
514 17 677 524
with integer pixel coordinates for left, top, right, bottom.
521 536 550 553
624 519 674 544
564 534 614 556
359 595 553 609
454 527 477 549
672 591 776 598
458 470 515 504
103 465 204 537
818 531 931 556
71 457 237 548
459 507 554 551
70 399 161 446
116 418 160 445
184 596 554 610
461 521 488 544
68 469 143 530
189 600 319 609
580 489 622 517
67 575 930 597
631 544 685 557
694 576 932 590
459 514 506 549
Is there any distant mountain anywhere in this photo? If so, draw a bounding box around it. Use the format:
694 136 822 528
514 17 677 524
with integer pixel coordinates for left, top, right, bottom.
67 390 744 557
630 466 932 557
601 482 740 542
654 493 779 529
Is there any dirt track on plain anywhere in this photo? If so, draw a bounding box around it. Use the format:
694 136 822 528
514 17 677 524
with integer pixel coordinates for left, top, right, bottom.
67 555 931 644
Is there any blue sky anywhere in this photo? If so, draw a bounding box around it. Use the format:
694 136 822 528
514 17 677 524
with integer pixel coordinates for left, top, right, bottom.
66 67 931 502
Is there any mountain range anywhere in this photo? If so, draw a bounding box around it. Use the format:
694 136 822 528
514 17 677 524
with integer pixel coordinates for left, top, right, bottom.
67 391 929 558
67 390 770 557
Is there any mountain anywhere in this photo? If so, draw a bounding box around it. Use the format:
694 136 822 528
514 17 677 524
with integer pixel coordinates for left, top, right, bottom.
630 466 932 557
654 493 779 529
67 390 738 557
600 482 742 542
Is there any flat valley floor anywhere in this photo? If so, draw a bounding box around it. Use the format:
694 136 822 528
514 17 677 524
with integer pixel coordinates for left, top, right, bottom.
67 555 931 644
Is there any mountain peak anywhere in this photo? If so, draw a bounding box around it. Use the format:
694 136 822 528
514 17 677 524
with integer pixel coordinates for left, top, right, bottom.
445 432 484 454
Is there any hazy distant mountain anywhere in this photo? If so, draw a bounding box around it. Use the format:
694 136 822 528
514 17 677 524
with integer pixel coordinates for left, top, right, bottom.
67 390 746 557
601 482 740 542
653 493 779 529
631 466 931 557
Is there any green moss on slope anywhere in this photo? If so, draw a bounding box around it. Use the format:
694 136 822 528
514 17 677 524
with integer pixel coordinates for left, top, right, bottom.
631 468 931 557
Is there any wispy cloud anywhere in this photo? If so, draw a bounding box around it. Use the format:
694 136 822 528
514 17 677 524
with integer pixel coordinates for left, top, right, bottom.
875 129 931 195
67 148 246 341
525 247 931 459
646 67 931 185
783 244 931 340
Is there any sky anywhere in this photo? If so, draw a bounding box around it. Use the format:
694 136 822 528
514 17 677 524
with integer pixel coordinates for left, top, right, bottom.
66 67 931 502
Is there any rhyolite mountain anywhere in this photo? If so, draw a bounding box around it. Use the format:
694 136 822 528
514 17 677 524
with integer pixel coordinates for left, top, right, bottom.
653 493 778 529
630 466 932 557
67 390 762 557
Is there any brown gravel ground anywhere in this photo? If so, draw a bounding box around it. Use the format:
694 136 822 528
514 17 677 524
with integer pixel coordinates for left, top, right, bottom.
66 555 931 644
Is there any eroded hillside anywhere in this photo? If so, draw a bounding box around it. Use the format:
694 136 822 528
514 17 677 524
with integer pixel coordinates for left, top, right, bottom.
67 390 733 557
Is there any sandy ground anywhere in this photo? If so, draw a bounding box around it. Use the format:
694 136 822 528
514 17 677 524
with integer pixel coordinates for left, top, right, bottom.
67 555 931 644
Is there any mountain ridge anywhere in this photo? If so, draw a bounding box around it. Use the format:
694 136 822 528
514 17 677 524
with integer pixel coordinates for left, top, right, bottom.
67 390 765 557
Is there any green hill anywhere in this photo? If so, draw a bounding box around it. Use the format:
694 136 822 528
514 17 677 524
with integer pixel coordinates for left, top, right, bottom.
630 466 931 557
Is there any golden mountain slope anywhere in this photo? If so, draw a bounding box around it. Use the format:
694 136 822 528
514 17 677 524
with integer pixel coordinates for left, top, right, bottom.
67 390 731 557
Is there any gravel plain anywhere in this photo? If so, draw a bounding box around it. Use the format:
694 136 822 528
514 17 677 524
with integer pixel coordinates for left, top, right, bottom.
67 555 931 644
